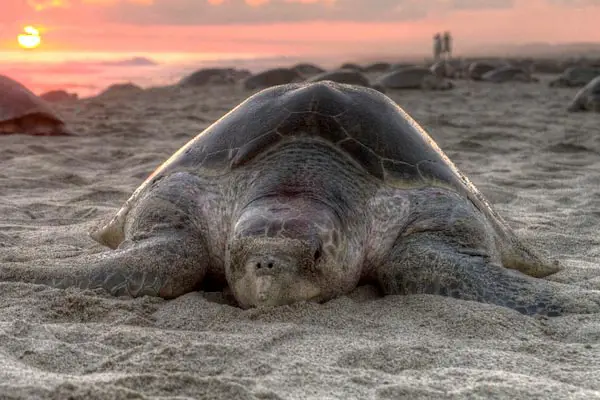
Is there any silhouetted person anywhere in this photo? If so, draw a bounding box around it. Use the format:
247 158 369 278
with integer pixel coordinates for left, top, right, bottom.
442 31 452 60
433 33 442 61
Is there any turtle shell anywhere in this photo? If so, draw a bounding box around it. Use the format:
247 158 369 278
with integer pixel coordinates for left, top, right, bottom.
563 67 600 85
178 68 236 87
376 67 432 89
306 69 372 87
291 63 326 76
0 75 64 123
243 68 302 90
146 81 472 184
94 81 502 248
467 62 496 80
482 66 531 82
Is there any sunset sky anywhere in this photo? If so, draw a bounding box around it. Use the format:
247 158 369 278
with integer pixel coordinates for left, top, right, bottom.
1 0 600 62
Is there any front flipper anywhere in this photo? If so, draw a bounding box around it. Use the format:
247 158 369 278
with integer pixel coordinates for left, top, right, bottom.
377 232 600 316
1 171 218 298
0 231 207 298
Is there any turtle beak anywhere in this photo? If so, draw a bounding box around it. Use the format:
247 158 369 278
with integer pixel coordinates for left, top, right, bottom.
255 275 275 303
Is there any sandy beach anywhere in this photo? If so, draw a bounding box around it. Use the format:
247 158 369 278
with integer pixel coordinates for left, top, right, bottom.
1 73 600 399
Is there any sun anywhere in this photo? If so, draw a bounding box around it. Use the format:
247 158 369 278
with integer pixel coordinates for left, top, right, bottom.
18 26 42 50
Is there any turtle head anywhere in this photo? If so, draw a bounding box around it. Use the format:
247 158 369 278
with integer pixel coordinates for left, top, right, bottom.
227 235 324 308
226 199 347 308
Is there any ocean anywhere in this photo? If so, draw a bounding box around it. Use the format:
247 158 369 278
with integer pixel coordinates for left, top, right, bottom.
0 52 353 97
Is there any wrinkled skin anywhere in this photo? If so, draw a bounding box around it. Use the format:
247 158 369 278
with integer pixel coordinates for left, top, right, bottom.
2 81 600 317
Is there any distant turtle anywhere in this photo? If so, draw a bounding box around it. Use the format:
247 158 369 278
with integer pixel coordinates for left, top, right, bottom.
291 63 326 76
363 62 391 73
306 69 385 92
567 76 600 112
4 81 597 317
40 90 78 103
531 59 564 74
98 82 144 97
339 63 363 71
0 75 73 136
243 68 302 90
389 62 418 71
549 66 600 88
482 66 538 83
179 68 239 87
376 67 453 90
466 62 497 81
233 69 252 81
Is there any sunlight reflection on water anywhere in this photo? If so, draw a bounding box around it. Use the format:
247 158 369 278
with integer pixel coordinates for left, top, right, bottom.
0 53 341 97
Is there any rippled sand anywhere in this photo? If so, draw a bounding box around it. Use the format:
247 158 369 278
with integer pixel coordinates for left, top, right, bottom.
1 76 599 399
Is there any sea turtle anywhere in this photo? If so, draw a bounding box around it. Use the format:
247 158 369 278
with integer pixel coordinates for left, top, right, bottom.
98 82 144 97
389 62 418 71
482 66 538 83
531 59 564 74
291 63 326 76
3 81 599 316
40 90 78 103
243 68 303 90
339 63 363 71
376 67 453 90
567 76 600 112
179 68 241 87
549 66 600 88
466 62 498 81
363 62 391 73
0 75 73 136
306 69 385 92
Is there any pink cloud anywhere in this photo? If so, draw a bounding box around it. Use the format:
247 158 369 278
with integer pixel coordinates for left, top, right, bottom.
0 0 597 57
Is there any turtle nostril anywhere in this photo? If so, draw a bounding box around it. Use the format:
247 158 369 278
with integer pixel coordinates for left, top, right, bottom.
255 262 275 270
313 248 322 262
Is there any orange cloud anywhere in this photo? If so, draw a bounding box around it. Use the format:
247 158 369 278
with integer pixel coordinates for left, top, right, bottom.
27 0 153 8
207 0 225 4
284 0 336 3
81 0 119 4
81 0 153 4
244 0 335 4
27 0 70 11
245 0 270 6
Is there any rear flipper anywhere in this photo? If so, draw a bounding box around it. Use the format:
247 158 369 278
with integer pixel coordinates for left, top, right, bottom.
377 232 600 316
0 231 207 298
